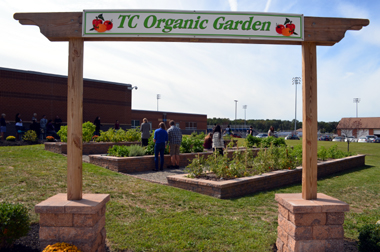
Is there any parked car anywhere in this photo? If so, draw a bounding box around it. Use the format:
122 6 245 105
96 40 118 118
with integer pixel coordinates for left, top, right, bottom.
285 134 300 140
345 136 357 142
374 137 380 143
256 133 268 138
358 135 376 143
332 136 344 142
319 135 332 141
367 135 377 143
358 136 367 143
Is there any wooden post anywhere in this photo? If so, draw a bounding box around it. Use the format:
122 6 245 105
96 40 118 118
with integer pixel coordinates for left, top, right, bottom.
67 38 84 200
302 42 318 200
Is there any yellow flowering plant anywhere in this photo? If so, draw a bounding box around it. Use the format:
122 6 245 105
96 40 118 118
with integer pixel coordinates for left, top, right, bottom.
42 242 83 252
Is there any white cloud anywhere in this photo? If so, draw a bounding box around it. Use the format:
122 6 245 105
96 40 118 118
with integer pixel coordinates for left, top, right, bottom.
228 0 238 11
264 0 272 12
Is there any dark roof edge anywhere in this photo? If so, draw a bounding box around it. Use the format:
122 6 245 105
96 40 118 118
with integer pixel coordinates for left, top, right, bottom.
132 109 207 116
0 66 132 87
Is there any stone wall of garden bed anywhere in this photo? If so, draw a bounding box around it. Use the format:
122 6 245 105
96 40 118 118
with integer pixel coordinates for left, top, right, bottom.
45 141 141 155
167 154 366 199
89 148 260 173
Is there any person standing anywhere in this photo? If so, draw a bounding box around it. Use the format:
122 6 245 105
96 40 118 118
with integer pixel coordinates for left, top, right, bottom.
15 113 23 141
32 113 37 122
167 120 182 169
268 126 275 137
114 120 120 130
212 125 224 155
153 122 168 171
0 113 6 141
54 115 62 132
40 115 47 140
140 118 150 147
94 116 102 136
247 126 254 136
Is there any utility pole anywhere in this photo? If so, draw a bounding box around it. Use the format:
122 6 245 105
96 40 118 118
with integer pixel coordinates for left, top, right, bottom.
292 77 301 132
157 94 161 111
353 98 360 117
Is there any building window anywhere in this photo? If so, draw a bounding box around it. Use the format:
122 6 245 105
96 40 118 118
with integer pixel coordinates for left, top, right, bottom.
131 120 140 128
185 122 197 130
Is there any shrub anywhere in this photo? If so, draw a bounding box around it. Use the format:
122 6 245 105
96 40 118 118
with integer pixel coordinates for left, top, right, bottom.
57 125 67 142
82 122 96 142
125 128 141 142
107 145 130 157
5 136 16 141
318 146 328 161
180 136 192 153
22 130 38 142
107 145 146 157
358 223 380 252
57 122 97 143
245 135 261 148
192 138 204 152
43 242 83 252
185 154 206 178
127 145 146 157
0 202 30 248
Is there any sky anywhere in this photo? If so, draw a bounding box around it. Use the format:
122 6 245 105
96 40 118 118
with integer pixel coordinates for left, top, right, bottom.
1 0 379 122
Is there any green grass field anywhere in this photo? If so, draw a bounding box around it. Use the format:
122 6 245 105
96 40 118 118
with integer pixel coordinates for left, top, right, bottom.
0 141 379 251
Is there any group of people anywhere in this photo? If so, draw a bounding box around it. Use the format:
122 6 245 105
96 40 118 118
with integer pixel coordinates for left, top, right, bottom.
141 118 182 172
0 113 62 141
203 124 226 155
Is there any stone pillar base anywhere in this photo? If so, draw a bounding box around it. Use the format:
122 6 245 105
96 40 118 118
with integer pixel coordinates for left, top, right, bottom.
35 193 110 252
275 193 349 252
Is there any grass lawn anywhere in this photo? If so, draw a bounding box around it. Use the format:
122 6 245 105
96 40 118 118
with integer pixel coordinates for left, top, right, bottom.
0 141 379 251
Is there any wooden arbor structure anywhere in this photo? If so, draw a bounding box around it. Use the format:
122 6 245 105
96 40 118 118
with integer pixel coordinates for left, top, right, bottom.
14 12 369 201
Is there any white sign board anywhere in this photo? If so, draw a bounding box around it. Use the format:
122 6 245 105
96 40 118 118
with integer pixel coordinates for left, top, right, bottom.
83 10 304 41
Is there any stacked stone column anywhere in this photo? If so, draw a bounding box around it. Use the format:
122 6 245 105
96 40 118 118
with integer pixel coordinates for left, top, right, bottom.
35 193 110 252
275 193 349 252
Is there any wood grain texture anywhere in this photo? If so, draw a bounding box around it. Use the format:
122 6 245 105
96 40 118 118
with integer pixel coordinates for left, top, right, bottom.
302 42 318 200
13 12 369 45
67 38 84 200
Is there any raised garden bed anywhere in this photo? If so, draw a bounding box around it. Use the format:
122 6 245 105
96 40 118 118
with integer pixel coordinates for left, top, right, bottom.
167 154 366 199
45 141 140 155
89 148 260 173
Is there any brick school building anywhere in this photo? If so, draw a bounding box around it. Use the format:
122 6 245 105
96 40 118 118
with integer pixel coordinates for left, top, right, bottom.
0 67 206 137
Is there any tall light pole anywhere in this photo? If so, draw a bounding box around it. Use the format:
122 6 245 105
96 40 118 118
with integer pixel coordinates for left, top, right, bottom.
292 77 301 132
234 100 238 121
353 98 360 117
243 105 247 128
157 94 161 111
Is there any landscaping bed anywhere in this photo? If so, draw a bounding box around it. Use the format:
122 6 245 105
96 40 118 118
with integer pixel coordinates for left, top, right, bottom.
167 154 366 199
89 148 260 173
45 141 140 155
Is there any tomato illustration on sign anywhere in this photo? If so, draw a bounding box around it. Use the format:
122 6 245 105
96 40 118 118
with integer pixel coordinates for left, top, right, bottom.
275 18 298 36
104 20 113 30
90 14 113 33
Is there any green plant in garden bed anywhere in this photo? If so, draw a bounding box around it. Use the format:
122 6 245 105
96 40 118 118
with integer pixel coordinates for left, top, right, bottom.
107 145 145 157
22 130 38 142
186 143 354 180
245 135 286 148
0 202 30 248
57 123 141 143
